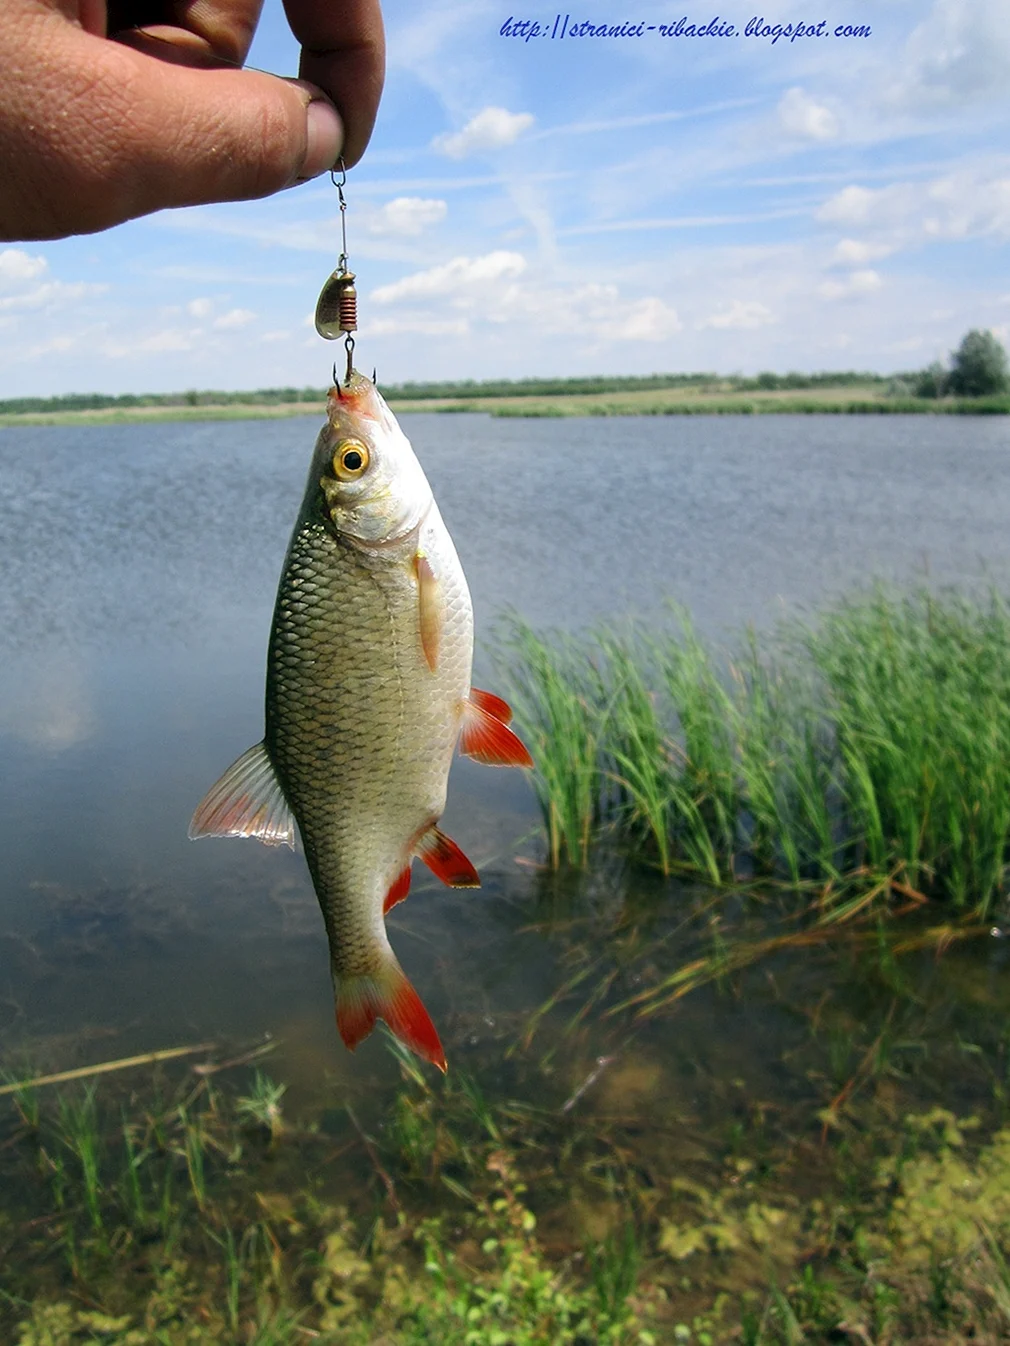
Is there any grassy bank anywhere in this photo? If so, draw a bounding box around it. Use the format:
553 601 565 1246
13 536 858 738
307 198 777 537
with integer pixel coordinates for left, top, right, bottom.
501 588 1010 914
486 391 1010 417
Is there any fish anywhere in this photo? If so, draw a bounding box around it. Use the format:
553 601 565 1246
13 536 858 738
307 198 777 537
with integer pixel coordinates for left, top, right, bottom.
189 371 531 1072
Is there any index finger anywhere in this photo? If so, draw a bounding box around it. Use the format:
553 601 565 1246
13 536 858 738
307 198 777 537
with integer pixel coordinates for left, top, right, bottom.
283 0 384 168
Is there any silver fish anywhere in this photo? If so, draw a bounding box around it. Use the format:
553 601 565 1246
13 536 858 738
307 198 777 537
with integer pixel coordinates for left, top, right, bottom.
190 372 531 1070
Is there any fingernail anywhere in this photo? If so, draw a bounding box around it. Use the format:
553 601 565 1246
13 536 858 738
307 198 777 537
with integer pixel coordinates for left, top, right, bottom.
302 99 343 180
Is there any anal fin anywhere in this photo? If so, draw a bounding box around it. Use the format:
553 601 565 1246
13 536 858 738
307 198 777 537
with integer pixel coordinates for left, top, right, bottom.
188 742 296 849
416 826 480 888
382 864 412 915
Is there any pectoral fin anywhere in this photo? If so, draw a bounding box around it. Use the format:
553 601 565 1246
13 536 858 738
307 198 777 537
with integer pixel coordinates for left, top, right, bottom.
188 742 296 849
414 551 444 673
459 697 533 769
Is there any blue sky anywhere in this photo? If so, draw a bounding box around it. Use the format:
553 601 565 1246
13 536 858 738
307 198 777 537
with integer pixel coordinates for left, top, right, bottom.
2 0 1008 396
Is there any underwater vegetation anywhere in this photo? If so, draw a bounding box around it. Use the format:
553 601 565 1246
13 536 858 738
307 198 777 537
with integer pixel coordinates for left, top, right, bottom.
7 1012 1010 1345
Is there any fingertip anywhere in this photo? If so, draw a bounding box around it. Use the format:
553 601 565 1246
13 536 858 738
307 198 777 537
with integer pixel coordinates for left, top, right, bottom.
299 97 343 181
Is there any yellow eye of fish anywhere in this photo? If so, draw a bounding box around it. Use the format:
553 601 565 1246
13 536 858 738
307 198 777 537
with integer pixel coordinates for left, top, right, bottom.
333 440 370 480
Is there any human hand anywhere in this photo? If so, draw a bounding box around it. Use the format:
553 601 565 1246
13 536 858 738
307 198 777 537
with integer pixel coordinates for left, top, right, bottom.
1 0 385 241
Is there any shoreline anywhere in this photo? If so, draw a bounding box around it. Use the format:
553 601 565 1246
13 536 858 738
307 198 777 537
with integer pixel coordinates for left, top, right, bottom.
1 389 1007 427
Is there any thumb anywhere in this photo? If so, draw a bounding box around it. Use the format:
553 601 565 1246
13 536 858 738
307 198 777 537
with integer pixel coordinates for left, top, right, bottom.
7 27 342 239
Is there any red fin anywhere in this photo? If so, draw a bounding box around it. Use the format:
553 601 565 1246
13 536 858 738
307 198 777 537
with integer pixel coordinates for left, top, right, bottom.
382 865 412 915
460 700 534 768
470 687 513 725
335 963 446 1072
416 826 481 888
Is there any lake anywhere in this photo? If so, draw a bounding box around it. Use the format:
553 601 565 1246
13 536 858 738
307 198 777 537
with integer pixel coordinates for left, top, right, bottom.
2 407 1009 1068
2 410 1010 1338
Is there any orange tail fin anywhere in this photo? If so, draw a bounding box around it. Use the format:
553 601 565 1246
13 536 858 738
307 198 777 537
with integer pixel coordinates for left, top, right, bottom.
334 960 446 1072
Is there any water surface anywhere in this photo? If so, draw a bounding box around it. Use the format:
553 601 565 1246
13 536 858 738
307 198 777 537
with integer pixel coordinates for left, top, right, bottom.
0 410 1008 1096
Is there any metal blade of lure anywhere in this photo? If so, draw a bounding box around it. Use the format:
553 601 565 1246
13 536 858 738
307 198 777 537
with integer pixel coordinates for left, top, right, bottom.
314 159 357 385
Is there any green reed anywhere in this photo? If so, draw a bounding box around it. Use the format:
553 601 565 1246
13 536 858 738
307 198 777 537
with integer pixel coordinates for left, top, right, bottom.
808 590 1010 909
498 620 607 868
57 1085 104 1234
502 587 1010 914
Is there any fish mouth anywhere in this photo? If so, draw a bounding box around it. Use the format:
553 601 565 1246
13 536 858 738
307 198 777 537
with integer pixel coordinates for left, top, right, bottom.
327 371 381 424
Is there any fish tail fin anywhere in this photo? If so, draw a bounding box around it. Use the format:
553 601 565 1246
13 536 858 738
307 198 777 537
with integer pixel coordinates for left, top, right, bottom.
334 959 446 1073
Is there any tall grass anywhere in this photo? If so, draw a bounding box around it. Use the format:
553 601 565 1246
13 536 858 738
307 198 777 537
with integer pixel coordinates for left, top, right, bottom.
500 622 605 868
501 588 1010 914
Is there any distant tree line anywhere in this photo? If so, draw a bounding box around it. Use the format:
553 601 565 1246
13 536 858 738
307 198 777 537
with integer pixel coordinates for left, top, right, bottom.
0 370 891 414
0 386 328 415
1 331 1005 415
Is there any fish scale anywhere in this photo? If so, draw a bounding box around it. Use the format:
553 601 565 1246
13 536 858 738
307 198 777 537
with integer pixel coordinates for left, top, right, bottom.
190 372 532 1070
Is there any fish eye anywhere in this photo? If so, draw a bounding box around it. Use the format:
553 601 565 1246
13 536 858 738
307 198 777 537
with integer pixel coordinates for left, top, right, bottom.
332 439 370 480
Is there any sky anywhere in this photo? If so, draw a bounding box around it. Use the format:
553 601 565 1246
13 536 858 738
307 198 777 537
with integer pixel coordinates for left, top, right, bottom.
2 0 1009 396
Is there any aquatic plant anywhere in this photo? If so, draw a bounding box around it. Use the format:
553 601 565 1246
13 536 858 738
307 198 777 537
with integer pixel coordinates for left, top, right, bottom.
499 620 606 868
236 1069 287 1143
503 587 1010 915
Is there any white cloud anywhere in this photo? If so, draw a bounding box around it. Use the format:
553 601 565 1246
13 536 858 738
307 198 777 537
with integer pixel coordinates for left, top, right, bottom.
830 238 894 266
817 165 1010 244
372 251 526 304
102 328 194 358
818 269 884 300
187 297 213 318
433 107 534 158
367 197 448 237
816 185 879 226
0 280 106 311
895 0 1010 109
0 248 47 284
213 308 256 330
368 315 470 337
26 335 76 358
486 279 680 341
612 297 682 342
700 300 775 330
259 330 291 343
138 329 194 352
777 88 838 141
